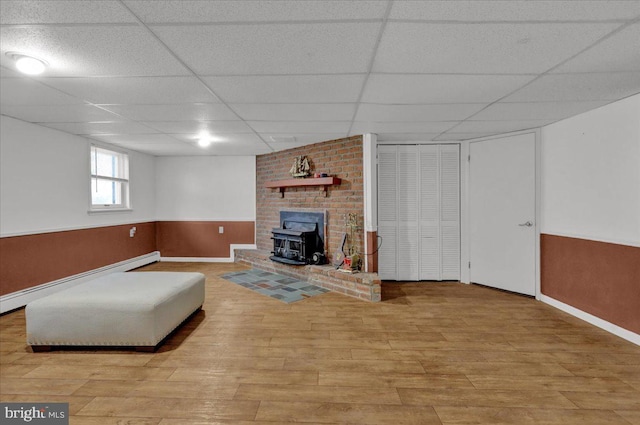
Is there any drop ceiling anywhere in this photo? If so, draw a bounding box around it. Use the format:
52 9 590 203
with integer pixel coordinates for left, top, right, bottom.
1 0 639 156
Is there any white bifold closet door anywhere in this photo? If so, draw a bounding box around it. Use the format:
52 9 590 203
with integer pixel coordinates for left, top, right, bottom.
378 144 460 281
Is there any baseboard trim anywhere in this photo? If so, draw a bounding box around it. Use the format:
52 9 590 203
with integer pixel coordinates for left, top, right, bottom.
161 257 231 263
0 251 160 314
161 244 258 263
540 294 640 346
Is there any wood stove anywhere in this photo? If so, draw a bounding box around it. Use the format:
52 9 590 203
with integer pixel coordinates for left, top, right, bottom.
270 211 325 266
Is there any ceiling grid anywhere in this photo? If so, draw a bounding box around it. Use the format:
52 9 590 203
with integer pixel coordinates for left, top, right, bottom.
0 0 638 155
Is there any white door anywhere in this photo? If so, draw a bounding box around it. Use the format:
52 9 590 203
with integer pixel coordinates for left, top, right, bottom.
377 144 460 281
396 146 419 280
377 146 399 280
378 145 419 280
469 133 536 296
438 145 460 280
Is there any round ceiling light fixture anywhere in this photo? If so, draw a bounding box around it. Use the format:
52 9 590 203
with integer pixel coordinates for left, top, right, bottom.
197 131 212 148
6 52 48 75
198 138 211 148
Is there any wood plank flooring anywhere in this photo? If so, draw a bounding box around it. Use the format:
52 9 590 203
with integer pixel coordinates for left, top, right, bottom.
1 262 639 424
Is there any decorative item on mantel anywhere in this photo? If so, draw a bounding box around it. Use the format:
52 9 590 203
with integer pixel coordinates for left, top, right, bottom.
289 155 310 178
266 154 340 197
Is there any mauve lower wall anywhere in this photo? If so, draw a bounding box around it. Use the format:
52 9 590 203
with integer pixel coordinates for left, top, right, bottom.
0 222 157 296
0 219 257 297
256 136 364 260
541 234 640 334
156 221 255 258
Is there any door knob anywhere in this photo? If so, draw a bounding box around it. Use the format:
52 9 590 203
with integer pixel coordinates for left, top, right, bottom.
518 221 533 227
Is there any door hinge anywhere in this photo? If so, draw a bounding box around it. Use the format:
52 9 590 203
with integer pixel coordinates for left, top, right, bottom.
468 261 471 269
468 154 471 162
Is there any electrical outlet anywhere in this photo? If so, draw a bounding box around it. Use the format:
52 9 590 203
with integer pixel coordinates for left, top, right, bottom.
219 226 224 234
129 226 136 238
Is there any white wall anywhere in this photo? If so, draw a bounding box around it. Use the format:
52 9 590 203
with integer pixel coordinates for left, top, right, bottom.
541 94 640 246
0 115 156 236
155 156 256 221
1 116 257 236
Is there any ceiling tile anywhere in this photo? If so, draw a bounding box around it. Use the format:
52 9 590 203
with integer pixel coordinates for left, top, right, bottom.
0 77 85 105
156 138 272 156
152 22 380 74
88 134 184 145
362 74 535 104
263 134 346 149
503 72 640 102
553 23 640 73
98 103 238 122
204 75 365 103
248 121 350 133
351 121 456 134
375 133 443 142
355 103 485 122
40 77 219 104
171 133 265 145
449 119 553 134
231 103 356 121
388 1 640 22
40 121 159 135
142 120 253 134
125 0 388 23
268 142 316 152
471 100 610 121
373 22 619 74
196 142 273 156
0 0 135 24
434 132 498 141
0 26 189 77
0 67 21 78
1 104 121 122
126 143 202 156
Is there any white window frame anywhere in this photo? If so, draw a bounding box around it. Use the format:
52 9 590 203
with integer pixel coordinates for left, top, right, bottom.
89 145 131 212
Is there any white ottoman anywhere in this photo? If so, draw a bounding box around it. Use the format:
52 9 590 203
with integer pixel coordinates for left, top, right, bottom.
26 271 205 351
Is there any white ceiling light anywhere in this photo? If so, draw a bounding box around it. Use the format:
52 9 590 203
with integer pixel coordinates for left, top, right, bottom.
6 52 48 75
197 131 212 148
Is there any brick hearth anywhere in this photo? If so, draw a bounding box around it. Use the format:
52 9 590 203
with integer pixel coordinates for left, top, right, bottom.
235 249 381 302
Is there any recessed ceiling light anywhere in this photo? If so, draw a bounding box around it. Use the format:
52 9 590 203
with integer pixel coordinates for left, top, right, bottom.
6 52 48 75
197 131 212 148
198 138 211 148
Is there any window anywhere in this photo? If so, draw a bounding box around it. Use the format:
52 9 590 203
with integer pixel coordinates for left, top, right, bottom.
90 145 129 210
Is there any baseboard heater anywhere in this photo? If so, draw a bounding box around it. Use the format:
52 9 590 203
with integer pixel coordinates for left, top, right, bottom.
0 251 161 314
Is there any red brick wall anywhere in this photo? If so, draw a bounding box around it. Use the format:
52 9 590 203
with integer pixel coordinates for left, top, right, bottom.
256 136 364 261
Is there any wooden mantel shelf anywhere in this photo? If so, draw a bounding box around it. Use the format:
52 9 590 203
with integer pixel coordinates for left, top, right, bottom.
265 177 341 197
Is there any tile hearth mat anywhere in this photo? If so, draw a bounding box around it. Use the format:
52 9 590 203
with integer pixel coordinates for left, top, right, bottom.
222 269 329 303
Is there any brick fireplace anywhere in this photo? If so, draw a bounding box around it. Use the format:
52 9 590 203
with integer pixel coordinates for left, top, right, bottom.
256 135 365 259
235 135 381 302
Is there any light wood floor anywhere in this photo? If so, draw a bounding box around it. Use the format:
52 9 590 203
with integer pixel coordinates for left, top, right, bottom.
1 262 639 424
